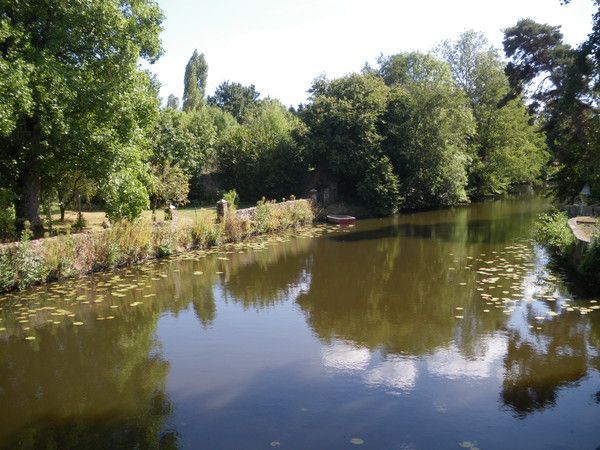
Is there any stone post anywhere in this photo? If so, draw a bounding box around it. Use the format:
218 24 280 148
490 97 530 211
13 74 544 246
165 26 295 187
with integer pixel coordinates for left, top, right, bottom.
216 199 228 223
309 189 318 205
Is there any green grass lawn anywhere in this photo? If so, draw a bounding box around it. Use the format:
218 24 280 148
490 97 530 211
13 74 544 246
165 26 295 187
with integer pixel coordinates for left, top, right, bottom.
49 206 216 234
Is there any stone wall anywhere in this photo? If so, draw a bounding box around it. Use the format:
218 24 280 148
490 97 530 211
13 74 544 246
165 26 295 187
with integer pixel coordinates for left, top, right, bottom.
567 217 594 266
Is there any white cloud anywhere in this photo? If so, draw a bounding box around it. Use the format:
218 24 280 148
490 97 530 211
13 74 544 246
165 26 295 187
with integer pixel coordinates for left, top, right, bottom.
322 341 372 371
427 335 507 379
364 357 418 391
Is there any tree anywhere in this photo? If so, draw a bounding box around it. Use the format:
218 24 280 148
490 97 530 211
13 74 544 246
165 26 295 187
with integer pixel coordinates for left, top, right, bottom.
149 161 190 216
208 81 260 123
216 101 308 201
437 30 499 106
357 156 401 216
379 52 475 208
103 168 150 223
166 94 180 110
503 18 574 112
182 49 208 111
438 32 549 197
503 16 598 201
152 107 217 175
302 73 392 205
0 0 163 230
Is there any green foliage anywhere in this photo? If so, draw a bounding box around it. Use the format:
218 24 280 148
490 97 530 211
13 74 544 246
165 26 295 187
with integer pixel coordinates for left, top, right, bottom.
0 0 163 226
222 189 240 209
0 188 16 242
357 156 401 216
533 210 575 258
44 235 76 281
217 101 308 201
103 169 150 223
152 225 178 257
304 73 389 180
166 94 180 110
183 50 208 111
0 248 16 291
0 19 32 137
14 223 50 290
0 199 314 293
208 81 260 123
253 198 314 234
152 107 217 175
149 162 190 213
579 239 600 284
191 213 223 248
380 52 475 208
439 31 549 198
502 17 598 202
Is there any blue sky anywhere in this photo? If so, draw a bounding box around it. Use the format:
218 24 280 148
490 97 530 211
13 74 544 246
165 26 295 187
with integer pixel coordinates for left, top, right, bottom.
149 0 596 107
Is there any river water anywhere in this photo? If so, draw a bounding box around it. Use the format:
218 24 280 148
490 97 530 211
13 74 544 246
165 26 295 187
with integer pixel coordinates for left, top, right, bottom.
0 197 598 449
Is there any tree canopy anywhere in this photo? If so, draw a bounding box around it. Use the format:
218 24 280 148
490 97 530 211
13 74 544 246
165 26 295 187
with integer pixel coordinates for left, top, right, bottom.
182 49 208 112
0 0 164 228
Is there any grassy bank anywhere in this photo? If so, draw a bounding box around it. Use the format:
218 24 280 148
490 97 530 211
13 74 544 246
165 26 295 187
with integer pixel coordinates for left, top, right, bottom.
0 199 314 294
533 209 600 285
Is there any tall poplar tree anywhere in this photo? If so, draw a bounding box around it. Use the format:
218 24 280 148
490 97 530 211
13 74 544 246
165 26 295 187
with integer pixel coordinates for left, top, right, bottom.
182 50 208 111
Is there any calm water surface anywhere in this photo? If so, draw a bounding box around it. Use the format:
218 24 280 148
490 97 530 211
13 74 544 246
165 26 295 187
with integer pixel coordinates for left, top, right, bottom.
0 197 599 449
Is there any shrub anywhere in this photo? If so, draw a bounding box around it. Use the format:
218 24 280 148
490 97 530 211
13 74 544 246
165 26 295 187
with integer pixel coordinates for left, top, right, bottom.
223 210 250 243
94 220 152 269
191 212 222 248
0 199 315 293
0 189 16 242
580 239 600 284
103 169 150 222
44 235 76 281
253 198 276 234
153 224 178 257
0 248 16 291
14 224 49 290
533 210 575 258
222 189 239 209
357 156 402 216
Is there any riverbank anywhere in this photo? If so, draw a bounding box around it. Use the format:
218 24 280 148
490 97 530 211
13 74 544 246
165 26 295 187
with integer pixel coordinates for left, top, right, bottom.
0 199 314 294
533 209 600 286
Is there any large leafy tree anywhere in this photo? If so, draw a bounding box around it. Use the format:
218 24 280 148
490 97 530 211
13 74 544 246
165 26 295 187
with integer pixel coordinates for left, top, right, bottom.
0 0 163 229
208 81 260 123
438 32 549 198
182 49 208 112
152 107 217 175
301 72 401 214
379 52 475 208
216 100 308 201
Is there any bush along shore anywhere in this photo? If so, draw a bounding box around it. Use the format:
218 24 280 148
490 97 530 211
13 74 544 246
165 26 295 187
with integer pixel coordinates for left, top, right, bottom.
533 209 600 286
0 199 314 294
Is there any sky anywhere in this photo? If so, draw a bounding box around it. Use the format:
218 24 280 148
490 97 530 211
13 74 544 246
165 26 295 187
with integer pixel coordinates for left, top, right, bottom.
149 0 597 107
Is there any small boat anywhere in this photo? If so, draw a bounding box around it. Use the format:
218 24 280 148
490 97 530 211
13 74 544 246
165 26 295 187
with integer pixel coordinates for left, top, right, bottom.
326 214 356 225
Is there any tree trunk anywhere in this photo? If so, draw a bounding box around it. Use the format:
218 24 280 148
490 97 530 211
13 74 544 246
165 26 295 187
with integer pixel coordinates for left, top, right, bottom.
15 120 43 234
59 204 66 222
15 164 42 233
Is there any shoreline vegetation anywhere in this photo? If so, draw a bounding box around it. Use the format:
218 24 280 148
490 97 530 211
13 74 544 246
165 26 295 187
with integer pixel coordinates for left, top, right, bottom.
533 209 600 287
0 199 314 295
1 2 599 286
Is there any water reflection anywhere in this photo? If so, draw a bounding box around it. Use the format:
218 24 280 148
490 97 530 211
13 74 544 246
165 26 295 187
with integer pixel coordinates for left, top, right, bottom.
0 309 173 448
0 197 599 448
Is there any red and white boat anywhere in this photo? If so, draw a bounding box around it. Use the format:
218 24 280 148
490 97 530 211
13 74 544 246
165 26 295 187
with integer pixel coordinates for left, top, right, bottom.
326 214 356 225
